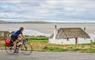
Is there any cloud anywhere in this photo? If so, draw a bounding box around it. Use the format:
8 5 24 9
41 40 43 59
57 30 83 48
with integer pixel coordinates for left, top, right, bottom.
0 0 27 3
32 0 95 21
0 0 95 22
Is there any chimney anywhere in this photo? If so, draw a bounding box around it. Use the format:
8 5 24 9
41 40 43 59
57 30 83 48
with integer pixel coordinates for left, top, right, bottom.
84 27 86 31
53 25 57 39
55 25 57 29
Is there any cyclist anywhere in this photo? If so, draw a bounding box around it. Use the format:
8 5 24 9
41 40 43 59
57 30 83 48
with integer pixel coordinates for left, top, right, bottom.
11 27 24 52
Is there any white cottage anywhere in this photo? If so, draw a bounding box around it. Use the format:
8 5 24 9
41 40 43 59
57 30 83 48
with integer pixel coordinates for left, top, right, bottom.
49 25 91 45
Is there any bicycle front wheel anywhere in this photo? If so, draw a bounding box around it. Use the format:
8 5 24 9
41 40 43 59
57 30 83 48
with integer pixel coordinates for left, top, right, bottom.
20 44 32 55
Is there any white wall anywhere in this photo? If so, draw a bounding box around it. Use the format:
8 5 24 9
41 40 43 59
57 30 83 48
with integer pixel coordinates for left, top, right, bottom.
49 38 91 45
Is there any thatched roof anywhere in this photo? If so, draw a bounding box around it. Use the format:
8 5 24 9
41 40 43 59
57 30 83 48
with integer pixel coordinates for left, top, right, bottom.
56 28 90 39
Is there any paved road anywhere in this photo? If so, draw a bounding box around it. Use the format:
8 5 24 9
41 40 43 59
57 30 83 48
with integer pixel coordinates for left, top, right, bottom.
0 51 95 60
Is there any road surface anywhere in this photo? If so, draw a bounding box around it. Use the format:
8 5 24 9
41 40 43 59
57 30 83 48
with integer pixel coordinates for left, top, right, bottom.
0 51 95 60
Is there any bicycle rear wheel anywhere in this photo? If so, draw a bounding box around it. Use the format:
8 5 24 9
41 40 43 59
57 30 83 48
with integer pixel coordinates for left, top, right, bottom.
5 46 15 54
5 44 19 54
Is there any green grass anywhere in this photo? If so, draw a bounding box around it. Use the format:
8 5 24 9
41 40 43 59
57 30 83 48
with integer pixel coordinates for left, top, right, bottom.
1 37 95 53
27 38 95 53
29 39 48 43
27 37 48 43
42 46 67 52
27 37 48 40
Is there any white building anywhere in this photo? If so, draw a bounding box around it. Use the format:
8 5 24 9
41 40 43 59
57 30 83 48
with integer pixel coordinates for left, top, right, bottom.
49 25 91 45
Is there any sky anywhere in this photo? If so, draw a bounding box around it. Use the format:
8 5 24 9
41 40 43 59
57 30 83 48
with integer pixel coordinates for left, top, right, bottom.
0 0 95 22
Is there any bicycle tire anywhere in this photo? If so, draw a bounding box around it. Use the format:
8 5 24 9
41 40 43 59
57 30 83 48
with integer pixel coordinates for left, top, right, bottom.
20 44 32 55
5 46 15 54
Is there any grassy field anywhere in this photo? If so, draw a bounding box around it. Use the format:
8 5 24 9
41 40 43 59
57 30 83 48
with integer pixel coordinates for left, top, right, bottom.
0 37 95 53
26 37 95 53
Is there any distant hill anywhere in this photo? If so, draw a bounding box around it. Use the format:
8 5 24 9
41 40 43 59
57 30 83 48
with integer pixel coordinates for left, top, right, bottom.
7 21 95 24
0 20 95 24
0 20 8 24
0 20 52 24
8 21 50 24
0 20 46 24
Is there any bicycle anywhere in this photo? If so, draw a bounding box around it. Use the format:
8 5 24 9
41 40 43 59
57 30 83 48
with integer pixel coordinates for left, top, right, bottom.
5 38 32 55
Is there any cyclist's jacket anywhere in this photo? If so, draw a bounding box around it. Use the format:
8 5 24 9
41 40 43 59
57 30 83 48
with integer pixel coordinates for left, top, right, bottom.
12 30 22 37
